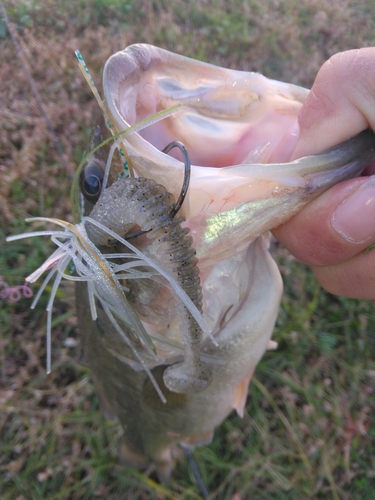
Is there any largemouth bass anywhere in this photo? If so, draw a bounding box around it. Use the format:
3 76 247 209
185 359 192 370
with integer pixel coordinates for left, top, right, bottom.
75 45 375 478
9 44 375 480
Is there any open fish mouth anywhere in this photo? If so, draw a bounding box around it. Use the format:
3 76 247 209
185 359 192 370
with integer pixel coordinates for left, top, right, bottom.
102 43 309 208
95 44 375 353
101 44 375 262
103 44 308 170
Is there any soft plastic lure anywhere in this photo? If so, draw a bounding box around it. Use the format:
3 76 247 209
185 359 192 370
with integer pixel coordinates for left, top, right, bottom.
6 109 215 402
85 141 213 394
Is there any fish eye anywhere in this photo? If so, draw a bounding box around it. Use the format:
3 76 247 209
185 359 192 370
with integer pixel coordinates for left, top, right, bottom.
80 161 104 203
84 175 101 195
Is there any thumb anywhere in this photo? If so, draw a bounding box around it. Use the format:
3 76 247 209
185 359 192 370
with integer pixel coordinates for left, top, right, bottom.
273 48 375 299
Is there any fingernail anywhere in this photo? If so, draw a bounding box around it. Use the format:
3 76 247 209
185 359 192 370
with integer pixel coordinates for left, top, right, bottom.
332 176 375 244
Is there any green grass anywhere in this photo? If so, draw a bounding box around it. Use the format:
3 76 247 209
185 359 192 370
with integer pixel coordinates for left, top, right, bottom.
1 0 375 498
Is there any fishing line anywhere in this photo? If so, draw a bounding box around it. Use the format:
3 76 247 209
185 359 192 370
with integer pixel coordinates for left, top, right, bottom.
181 445 211 500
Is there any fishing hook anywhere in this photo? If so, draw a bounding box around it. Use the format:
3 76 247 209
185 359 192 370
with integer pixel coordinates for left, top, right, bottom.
162 140 191 218
125 140 191 240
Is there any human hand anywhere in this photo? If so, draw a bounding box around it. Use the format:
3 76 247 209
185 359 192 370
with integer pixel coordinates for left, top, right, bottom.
272 48 375 301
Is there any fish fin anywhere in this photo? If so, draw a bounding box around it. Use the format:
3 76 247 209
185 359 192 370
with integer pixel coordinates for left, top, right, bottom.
232 370 254 417
266 339 278 350
154 448 174 483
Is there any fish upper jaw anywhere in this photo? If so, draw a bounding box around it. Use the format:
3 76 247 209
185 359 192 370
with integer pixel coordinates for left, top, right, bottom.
187 130 375 263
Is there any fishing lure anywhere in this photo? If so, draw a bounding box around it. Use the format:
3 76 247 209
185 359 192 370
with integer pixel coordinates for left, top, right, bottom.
85 140 214 394
6 111 215 402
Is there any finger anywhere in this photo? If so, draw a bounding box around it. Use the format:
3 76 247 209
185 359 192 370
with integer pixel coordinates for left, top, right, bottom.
273 48 375 267
292 47 375 160
272 175 375 267
312 247 375 300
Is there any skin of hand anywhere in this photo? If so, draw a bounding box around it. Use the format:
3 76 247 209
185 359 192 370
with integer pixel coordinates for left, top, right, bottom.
272 47 375 302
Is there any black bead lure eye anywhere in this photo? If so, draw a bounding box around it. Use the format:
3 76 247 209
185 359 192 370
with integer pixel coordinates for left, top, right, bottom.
80 161 104 203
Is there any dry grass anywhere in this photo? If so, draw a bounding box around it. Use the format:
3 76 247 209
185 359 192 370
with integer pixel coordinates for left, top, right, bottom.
1 0 375 498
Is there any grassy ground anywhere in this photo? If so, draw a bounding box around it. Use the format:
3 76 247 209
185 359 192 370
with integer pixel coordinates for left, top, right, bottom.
1 0 375 498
